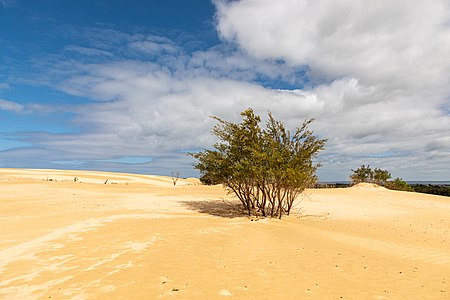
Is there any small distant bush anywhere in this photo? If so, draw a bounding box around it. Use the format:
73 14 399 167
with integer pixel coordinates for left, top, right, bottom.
171 171 180 186
349 165 374 184
386 177 413 192
373 168 392 185
349 166 415 192
350 165 391 186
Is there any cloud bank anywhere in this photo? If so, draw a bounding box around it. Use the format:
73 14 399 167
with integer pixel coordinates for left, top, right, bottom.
2 1 450 180
214 0 450 179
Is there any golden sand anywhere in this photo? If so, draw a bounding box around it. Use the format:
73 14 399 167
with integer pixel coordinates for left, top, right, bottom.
1 168 449 299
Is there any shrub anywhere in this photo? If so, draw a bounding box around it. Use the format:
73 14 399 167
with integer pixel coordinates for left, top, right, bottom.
191 108 326 218
386 177 413 191
350 165 391 186
373 168 392 185
350 165 374 184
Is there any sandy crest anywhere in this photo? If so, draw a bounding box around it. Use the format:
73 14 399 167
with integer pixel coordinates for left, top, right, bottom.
0 168 449 299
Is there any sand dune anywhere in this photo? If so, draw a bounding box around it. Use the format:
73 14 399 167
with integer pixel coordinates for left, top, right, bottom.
0 168 449 299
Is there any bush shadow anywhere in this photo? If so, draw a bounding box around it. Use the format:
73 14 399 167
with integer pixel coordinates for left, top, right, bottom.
182 199 248 218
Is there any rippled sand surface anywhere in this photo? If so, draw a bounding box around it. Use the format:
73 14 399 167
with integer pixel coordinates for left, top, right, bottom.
1 168 449 299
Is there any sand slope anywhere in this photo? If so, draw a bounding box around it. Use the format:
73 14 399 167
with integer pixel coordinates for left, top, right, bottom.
0 168 449 299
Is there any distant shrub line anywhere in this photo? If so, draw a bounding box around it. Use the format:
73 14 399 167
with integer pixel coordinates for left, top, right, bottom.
314 183 351 189
410 184 450 197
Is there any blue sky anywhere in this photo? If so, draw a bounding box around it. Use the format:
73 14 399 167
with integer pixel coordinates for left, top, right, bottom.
1 0 450 181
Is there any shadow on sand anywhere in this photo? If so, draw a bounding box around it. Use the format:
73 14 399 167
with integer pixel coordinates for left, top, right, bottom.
182 199 248 218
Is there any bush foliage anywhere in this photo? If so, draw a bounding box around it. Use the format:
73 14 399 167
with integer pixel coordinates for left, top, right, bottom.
191 108 326 218
350 165 391 185
385 177 413 192
350 165 414 191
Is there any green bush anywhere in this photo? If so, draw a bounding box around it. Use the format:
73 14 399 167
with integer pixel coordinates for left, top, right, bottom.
386 177 413 191
350 165 391 185
191 108 326 218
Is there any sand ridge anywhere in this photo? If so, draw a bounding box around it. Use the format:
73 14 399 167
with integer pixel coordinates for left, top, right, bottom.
0 168 449 299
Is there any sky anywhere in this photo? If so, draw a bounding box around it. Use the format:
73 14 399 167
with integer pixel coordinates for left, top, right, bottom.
1 0 450 181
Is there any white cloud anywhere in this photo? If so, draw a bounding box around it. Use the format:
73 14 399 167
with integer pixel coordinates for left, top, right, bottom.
213 0 450 179
24 47 448 180
35 60 321 157
0 99 23 112
215 0 450 90
12 37 325 174
5 0 450 180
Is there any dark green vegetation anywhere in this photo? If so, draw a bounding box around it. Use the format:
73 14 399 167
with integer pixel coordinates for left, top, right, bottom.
350 165 392 186
410 184 450 197
388 177 414 192
314 183 351 188
191 108 326 218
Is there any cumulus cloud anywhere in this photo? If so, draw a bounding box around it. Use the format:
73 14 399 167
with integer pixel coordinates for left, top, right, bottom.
214 0 450 179
29 59 320 158
7 28 324 175
4 1 450 180
215 0 450 89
